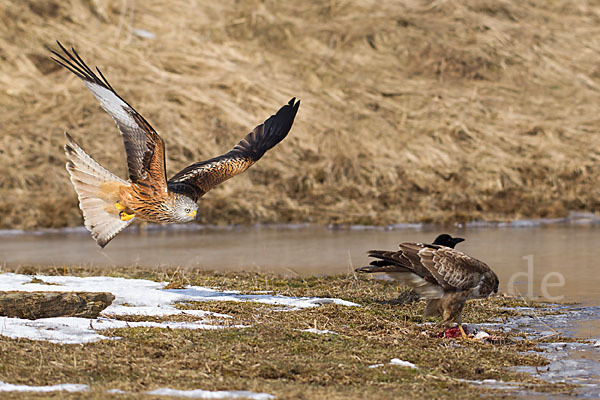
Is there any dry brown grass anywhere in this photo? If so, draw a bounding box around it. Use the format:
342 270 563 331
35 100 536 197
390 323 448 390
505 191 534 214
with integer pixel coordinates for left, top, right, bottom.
0 266 576 399
2 0 600 229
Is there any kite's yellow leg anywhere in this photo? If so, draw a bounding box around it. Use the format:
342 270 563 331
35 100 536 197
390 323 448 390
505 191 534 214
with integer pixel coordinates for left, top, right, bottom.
115 201 126 211
119 211 135 221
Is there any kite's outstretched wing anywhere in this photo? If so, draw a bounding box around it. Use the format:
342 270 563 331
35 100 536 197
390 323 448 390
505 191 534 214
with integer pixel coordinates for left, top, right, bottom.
51 42 167 190
167 98 300 200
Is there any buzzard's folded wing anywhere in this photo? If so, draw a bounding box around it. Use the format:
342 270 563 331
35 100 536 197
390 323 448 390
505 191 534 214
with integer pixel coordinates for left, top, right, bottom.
409 245 490 291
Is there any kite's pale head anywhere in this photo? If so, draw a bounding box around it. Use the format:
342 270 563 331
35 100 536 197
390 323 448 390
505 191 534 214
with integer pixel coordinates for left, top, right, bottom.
169 194 199 222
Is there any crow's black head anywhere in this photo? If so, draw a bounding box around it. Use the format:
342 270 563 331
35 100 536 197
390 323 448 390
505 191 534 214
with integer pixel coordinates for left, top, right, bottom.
432 234 465 248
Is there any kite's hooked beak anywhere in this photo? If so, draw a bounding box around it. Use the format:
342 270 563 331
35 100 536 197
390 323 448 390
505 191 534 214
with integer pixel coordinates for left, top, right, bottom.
187 210 197 218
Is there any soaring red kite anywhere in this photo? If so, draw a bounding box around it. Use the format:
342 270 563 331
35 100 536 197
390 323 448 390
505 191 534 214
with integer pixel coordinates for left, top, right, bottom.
51 42 299 247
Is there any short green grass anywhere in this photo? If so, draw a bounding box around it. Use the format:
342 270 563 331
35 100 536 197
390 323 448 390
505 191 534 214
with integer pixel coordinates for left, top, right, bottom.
0 266 578 399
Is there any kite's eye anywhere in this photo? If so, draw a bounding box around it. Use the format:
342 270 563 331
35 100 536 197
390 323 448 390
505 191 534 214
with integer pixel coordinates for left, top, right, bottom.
185 208 191 213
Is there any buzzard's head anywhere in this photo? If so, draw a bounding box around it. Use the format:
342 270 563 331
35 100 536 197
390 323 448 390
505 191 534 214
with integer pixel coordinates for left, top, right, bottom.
170 195 199 222
432 234 465 248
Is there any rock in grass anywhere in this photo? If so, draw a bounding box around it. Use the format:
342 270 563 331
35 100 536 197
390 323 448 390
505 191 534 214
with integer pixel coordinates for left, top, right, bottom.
0 291 115 319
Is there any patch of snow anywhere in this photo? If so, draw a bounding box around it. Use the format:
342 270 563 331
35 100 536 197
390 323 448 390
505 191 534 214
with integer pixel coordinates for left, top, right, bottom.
473 331 490 340
368 364 384 368
297 328 337 335
146 388 275 399
389 359 417 369
462 379 524 391
0 381 88 393
107 388 126 393
105 305 230 318
594 339 600 348
168 286 359 309
0 316 240 344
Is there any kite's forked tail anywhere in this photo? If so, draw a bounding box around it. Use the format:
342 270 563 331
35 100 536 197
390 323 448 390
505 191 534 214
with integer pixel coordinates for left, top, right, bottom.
64 132 133 248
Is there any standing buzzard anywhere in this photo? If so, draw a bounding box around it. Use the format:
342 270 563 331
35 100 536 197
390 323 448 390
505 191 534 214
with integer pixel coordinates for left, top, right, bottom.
51 42 300 248
355 234 499 338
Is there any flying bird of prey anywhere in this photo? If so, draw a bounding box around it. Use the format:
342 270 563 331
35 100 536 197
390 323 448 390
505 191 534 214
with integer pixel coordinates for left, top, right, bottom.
51 42 300 248
355 234 499 339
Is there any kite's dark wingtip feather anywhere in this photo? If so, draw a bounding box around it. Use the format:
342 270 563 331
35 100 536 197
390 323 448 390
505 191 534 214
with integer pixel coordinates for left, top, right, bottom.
95 66 114 91
56 40 69 54
277 98 300 121
49 41 116 93
289 98 301 119
288 97 300 110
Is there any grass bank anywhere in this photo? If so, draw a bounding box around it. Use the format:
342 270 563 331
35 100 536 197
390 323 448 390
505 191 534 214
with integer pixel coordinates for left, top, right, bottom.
2 0 600 229
0 266 576 399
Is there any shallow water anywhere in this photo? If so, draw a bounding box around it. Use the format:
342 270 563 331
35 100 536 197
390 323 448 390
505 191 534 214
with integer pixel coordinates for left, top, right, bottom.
497 305 600 398
1 224 599 306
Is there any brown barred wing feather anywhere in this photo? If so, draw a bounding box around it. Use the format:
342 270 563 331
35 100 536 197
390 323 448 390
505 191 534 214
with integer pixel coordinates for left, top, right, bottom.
425 247 491 291
51 42 168 191
390 244 493 293
396 243 458 291
168 98 300 200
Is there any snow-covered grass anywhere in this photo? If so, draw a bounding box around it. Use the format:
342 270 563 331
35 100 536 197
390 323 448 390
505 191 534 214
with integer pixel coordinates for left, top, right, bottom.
297 328 337 335
0 381 87 393
0 381 275 399
389 359 417 369
0 316 238 344
0 273 358 313
147 388 275 399
368 359 417 369
0 273 358 344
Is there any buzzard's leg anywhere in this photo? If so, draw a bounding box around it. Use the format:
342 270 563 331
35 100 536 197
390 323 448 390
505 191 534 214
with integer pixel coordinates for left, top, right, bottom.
458 325 468 340
455 315 471 340
119 211 135 221
115 201 126 211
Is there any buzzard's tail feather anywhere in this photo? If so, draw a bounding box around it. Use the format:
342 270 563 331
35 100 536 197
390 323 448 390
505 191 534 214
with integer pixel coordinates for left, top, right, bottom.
354 262 389 273
64 132 133 248
355 250 412 274
357 250 445 299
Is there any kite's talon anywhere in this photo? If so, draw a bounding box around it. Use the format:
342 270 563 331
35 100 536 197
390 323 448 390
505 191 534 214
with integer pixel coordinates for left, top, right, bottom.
119 211 134 221
115 201 126 211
